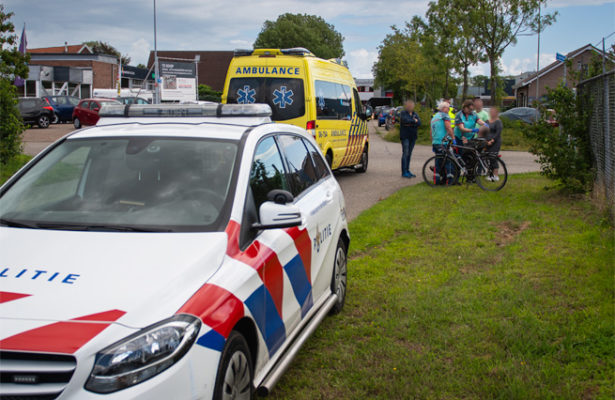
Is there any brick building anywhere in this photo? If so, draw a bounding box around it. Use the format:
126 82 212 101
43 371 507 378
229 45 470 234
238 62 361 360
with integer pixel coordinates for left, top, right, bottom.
514 44 613 106
27 44 119 95
147 51 234 92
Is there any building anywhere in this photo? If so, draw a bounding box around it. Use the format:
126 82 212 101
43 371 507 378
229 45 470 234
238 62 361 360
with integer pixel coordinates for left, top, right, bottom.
147 51 235 92
25 43 119 98
514 44 613 106
354 78 392 106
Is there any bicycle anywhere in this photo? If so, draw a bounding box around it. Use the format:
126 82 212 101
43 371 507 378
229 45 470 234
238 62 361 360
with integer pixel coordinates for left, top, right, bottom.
422 138 508 191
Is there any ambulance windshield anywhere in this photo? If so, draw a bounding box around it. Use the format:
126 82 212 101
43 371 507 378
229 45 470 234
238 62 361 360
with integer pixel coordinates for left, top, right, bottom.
0 137 238 232
227 78 305 121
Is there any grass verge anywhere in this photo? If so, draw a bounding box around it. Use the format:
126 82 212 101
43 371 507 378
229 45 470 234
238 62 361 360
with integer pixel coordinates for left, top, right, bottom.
270 173 614 400
0 154 32 185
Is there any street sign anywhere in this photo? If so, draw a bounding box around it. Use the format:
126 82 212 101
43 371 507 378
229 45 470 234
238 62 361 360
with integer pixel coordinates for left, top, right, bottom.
556 53 566 62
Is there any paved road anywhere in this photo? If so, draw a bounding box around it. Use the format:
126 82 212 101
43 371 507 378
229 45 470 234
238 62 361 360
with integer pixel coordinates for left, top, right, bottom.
20 121 540 221
335 121 540 220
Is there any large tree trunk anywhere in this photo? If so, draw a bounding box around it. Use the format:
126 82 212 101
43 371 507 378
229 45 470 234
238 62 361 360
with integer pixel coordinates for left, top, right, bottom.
444 59 450 99
489 56 497 105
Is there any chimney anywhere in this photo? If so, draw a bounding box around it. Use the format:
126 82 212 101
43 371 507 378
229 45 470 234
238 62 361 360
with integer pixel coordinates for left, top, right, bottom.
64 42 68 53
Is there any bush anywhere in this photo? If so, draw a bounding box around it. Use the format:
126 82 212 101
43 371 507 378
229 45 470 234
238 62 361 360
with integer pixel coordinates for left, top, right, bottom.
198 84 221 102
0 79 25 164
522 85 593 193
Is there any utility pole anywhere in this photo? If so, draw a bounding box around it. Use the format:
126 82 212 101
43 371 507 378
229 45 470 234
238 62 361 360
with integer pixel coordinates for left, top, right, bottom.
153 0 160 104
535 4 541 105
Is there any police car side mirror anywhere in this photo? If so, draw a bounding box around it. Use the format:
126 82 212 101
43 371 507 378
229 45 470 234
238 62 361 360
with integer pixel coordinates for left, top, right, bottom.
254 201 302 230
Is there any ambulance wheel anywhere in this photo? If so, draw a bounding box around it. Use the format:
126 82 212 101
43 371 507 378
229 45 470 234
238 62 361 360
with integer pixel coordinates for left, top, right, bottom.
325 152 333 169
329 238 347 315
355 147 368 173
213 331 254 400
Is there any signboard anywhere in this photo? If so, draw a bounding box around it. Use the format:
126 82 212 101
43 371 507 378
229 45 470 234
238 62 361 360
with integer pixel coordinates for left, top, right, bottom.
158 61 197 101
122 65 151 81
556 53 566 62
160 76 197 102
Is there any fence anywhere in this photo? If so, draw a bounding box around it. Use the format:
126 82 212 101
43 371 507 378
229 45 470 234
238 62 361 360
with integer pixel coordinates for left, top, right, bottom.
578 70 615 219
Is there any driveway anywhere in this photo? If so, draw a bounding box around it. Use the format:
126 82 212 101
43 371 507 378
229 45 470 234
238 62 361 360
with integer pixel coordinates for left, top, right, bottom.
335 121 540 220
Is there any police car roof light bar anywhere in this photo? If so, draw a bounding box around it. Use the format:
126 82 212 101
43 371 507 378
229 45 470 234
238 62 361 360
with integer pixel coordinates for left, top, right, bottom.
98 104 272 118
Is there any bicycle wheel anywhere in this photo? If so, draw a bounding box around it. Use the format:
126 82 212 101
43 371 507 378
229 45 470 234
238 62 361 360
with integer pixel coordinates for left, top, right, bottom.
475 156 508 191
422 155 460 187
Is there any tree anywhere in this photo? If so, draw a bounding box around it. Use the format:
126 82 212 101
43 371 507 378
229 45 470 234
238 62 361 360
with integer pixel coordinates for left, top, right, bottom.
136 63 146 69
198 84 221 102
466 0 556 104
0 5 29 164
254 13 344 59
83 40 130 64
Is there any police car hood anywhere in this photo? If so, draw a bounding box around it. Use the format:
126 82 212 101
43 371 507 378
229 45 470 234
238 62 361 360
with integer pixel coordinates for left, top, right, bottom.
0 227 227 339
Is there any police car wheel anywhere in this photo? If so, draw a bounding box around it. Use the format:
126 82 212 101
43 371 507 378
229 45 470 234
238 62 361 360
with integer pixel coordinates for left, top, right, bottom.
329 238 347 315
213 331 254 400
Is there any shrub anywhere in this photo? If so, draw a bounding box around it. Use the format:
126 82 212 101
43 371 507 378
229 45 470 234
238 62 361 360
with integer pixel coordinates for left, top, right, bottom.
522 85 593 193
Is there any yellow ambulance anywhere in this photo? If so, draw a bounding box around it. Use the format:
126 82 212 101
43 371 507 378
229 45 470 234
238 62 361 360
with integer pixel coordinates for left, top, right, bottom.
222 48 370 172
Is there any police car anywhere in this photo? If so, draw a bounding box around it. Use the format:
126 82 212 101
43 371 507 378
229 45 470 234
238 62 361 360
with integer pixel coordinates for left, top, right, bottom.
0 104 349 399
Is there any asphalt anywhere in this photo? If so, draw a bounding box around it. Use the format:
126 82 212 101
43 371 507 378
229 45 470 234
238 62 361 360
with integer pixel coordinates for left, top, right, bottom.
20 121 540 222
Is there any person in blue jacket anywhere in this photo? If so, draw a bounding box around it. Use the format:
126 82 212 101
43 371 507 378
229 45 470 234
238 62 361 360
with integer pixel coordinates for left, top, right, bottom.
399 100 421 178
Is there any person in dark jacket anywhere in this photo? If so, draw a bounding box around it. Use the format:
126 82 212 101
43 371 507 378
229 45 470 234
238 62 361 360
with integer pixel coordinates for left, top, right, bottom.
400 100 421 178
485 106 503 181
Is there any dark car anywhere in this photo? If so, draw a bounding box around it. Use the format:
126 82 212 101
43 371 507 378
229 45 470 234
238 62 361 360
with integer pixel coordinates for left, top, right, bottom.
377 107 391 127
72 98 121 128
17 97 55 129
116 96 151 105
385 106 404 131
43 95 80 124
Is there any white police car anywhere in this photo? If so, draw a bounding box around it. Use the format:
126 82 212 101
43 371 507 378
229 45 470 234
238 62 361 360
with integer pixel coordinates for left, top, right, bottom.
0 104 349 399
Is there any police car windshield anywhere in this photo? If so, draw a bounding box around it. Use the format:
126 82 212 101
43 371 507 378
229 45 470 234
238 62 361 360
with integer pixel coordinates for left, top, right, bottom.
227 78 305 121
0 137 238 232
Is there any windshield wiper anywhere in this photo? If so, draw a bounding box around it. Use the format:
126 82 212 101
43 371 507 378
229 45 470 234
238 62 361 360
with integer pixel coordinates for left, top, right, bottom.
35 223 172 232
0 218 39 229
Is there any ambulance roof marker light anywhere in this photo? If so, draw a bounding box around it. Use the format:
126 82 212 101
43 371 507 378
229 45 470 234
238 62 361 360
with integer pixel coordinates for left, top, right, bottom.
98 104 272 118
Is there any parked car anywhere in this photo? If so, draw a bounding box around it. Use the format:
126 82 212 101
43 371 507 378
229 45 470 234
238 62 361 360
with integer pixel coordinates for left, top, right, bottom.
500 107 558 127
385 106 403 131
116 96 151 105
72 98 121 128
377 107 391 127
43 95 80 123
17 97 54 129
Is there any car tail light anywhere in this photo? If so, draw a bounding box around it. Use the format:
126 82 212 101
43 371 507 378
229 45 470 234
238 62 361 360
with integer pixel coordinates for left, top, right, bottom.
43 106 54 111
306 120 316 137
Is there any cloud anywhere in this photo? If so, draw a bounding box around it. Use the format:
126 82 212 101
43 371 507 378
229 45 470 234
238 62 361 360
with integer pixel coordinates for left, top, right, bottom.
500 53 555 76
129 38 151 65
346 48 378 78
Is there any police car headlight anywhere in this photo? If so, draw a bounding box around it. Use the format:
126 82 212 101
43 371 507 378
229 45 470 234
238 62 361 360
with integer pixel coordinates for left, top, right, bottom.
85 314 201 393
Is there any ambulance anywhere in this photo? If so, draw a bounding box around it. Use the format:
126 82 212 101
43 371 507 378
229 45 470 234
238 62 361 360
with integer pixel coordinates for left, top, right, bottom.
222 48 371 172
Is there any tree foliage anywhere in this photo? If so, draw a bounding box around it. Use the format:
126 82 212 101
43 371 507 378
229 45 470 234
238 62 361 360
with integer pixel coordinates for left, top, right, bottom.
466 0 556 104
0 5 28 164
198 84 221 102
254 13 344 59
83 40 130 64
522 85 593 192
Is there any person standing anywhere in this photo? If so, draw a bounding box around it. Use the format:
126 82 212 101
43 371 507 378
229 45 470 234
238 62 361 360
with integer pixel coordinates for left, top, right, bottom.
430 102 454 184
485 106 503 181
474 98 489 123
454 99 487 145
400 100 421 178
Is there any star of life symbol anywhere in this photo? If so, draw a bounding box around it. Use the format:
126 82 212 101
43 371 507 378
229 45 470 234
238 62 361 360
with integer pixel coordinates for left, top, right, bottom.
272 86 294 109
317 92 325 110
237 85 256 104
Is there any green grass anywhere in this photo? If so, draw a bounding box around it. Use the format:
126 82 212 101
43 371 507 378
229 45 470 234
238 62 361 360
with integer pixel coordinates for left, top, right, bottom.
377 118 533 151
270 173 614 400
0 154 32 185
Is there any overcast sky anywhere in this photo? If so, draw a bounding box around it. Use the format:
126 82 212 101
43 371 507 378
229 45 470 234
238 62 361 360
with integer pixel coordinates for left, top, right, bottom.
4 0 614 79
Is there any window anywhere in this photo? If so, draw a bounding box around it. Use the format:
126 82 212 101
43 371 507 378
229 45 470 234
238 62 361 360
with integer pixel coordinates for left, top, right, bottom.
227 77 305 121
250 137 289 209
68 97 80 106
303 139 330 180
353 88 362 115
277 135 318 196
0 138 239 231
79 101 89 109
315 80 352 120
89 101 99 110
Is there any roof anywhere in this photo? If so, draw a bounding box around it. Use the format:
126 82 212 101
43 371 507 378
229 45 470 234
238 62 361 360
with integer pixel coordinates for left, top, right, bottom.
69 122 251 141
28 44 93 54
147 50 235 91
515 44 611 88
